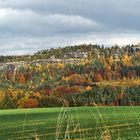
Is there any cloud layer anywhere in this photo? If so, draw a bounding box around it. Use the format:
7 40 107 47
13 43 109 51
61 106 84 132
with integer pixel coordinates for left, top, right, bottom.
0 0 140 55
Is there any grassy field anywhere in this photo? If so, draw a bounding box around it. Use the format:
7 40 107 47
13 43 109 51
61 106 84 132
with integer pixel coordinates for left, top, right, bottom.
0 107 140 140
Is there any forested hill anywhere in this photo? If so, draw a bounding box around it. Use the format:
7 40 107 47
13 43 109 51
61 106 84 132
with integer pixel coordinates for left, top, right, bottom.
0 44 140 109
0 44 140 63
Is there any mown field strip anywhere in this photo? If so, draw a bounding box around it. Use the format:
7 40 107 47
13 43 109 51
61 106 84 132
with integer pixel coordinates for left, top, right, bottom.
0 107 140 140
2 122 140 139
11 125 140 140
0 117 138 129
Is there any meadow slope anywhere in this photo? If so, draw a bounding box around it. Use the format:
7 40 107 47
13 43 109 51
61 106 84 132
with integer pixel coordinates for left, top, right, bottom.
0 107 140 140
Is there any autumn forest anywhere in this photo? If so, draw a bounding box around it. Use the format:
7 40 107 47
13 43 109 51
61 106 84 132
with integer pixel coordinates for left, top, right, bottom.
0 44 140 109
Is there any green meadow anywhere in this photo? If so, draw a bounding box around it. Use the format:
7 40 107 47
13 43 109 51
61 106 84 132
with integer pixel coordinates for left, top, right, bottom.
0 107 140 140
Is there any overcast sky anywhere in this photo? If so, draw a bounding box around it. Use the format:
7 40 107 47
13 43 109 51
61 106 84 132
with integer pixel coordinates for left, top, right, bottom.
0 0 140 55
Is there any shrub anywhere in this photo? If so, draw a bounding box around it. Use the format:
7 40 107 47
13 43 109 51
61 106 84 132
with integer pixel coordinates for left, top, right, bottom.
38 96 65 107
18 98 38 108
0 92 18 109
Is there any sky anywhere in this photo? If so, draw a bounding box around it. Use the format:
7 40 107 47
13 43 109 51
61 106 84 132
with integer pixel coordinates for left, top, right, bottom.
0 0 140 55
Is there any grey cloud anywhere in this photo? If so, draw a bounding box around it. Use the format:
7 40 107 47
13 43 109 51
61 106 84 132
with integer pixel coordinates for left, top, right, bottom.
0 0 140 55
1 0 140 32
0 8 101 37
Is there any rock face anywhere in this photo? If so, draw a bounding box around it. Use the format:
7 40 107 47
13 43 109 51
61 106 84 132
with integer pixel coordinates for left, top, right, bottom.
4 64 15 81
6 64 15 71
64 51 88 59
0 61 26 71
0 62 27 82
132 44 140 52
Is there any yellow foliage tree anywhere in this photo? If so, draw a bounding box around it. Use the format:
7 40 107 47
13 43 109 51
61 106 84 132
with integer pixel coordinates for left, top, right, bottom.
108 56 114 65
57 63 65 69
0 90 5 102
122 55 132 66
35 64 43 72
85 86 92 91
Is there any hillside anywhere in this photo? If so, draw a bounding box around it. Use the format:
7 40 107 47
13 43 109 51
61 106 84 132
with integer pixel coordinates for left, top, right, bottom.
0 44 140 109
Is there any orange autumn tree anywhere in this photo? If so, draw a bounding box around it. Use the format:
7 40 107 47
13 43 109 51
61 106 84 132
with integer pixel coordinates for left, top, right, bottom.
65 74 90 85
53 85 81 97
104 64 112 80
18 98 38 108
93 72 103 82
18 74 25 85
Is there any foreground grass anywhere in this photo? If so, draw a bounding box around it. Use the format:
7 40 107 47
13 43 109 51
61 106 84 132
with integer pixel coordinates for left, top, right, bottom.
0 107 140 140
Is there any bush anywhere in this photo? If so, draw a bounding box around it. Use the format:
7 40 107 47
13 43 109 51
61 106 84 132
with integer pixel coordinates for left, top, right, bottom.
18 98 38 108
0 93 18 109
38 96 65 107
